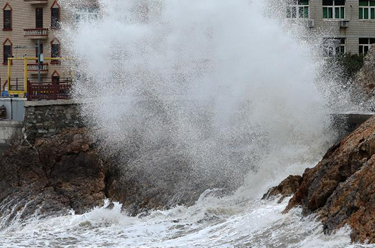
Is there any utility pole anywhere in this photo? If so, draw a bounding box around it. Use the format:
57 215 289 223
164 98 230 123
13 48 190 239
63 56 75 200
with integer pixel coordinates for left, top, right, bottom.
37 39 42 84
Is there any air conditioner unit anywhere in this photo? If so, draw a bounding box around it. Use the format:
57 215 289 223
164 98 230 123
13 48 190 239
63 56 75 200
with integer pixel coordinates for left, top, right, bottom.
340 20 349 28
307 19 314 28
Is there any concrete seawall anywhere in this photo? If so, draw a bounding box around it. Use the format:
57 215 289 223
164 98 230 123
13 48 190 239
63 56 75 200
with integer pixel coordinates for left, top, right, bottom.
0 98 25 150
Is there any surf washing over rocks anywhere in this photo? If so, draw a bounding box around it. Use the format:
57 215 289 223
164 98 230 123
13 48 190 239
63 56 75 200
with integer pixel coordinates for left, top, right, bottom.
0 0 364 247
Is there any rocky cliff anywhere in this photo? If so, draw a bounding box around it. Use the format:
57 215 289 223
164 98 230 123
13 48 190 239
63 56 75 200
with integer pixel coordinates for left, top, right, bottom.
267 116 375 243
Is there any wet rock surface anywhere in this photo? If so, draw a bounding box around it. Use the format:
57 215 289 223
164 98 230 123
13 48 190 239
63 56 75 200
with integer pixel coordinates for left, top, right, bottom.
269 116 375 243
262 175 302 203
0 128 107 226
0 128 213 223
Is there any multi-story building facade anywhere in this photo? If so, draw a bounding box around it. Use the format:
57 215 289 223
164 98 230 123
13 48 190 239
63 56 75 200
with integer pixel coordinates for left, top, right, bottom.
286 0 375 56
0 0 98 94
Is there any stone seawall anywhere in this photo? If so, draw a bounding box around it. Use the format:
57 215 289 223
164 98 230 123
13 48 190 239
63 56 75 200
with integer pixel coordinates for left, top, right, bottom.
24 100 84 144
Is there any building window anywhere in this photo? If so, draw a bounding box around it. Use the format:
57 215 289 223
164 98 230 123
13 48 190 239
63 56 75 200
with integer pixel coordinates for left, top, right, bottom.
323 38 345 57
3 38 12 65
3 3 12 31
36 8 43 28
52 71 60 82
75 7 99 23
287 0 309 19
359 38 375 54
51 1 60 29
51 38 60 64
359 0 375 19
323 0 345 19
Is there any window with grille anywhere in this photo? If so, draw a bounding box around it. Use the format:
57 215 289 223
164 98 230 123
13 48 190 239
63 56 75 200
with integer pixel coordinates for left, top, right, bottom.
3 10 11 30
3 45 11 64
323 38 345 57
359 38 375 54
323 0 345 19
286 0 309 18
359 0 375 19
36 8 43 28
76 7 99 23
51 8 60 28
51 42 60 64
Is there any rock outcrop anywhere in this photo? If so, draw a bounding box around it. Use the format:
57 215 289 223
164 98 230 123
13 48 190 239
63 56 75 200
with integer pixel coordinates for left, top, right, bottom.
0 128 107 226
262 175 302 203
269 116 375 243
0 127 213 223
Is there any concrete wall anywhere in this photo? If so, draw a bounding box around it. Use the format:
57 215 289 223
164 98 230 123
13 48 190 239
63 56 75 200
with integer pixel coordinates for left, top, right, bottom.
0 98 26 121
0 120 23 144
24 99 84 143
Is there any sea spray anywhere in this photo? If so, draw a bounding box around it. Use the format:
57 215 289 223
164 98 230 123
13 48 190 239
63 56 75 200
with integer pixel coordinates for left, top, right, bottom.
61 0 334 196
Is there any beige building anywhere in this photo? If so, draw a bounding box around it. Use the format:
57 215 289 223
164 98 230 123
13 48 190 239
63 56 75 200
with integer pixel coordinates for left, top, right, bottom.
0 0 98 94
287 0 375 56
2 0 372 92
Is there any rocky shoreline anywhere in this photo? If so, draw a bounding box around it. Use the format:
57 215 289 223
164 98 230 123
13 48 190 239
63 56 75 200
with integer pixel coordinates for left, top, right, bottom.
0 127 211 225
266 116 375 243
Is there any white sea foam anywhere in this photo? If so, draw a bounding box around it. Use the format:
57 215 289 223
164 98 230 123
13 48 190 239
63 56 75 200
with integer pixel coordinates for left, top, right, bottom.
0 196 369 248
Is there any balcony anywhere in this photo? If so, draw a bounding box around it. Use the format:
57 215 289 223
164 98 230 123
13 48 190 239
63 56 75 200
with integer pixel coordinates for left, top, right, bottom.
24 28 48 39
27 63 48 75
23 0 48 5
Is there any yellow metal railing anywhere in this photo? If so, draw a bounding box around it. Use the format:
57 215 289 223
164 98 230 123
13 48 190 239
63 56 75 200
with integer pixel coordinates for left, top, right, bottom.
6 57 70 97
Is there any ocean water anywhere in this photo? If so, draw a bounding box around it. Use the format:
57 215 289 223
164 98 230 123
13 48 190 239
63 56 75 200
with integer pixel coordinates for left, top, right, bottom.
0 0 366 247
0 192 370 248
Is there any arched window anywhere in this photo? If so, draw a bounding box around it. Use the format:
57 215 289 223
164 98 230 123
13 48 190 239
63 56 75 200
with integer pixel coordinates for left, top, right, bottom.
51 1 60 29
3 38 12 65
50 38 61 64
3 3 12 31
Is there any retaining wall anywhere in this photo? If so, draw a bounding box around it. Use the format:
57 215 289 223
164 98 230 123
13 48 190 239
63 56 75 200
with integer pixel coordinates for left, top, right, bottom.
24 100 84 143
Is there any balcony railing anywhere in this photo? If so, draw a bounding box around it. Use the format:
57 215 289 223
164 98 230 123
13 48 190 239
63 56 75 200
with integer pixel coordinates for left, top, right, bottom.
23 0 48 4
24 28 49 39
9 79 25 92
27 63 48 73
27 80 72 101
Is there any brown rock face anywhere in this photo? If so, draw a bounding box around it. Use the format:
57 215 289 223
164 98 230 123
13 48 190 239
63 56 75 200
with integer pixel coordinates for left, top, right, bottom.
262 175 302 203
0 127 213 222
0 128 107 225
279 116 375 243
